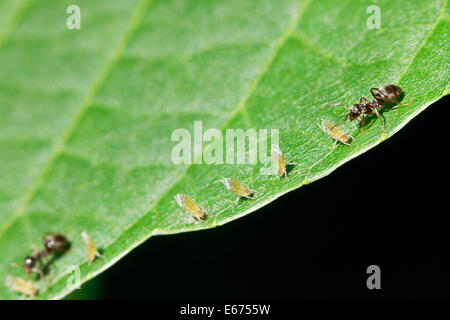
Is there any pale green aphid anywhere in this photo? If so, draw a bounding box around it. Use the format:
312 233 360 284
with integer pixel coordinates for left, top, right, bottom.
5 275 37 297
271 144 287 179
81 231 103 264
319 119 354 148
174 194 206 221
219 177 255 204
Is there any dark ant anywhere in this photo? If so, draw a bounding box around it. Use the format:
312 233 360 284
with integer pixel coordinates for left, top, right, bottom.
22 234 69 279
329 84 412 133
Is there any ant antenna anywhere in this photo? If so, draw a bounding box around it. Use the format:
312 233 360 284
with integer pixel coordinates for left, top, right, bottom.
326 102 349 111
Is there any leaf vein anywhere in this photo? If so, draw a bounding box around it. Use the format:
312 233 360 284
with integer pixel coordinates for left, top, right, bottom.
0 0 155 239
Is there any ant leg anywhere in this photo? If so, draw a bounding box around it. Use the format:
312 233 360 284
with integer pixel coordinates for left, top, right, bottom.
327 102 349 111
373 107 385 132
370 88 379 100
361 115 366 134
30 244 39 255
32 267 44 280
390 100 412 109
360 96 369 103
334 113 349 127
397 100 413 106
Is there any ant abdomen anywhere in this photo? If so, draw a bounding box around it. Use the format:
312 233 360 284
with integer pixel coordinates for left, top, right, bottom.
371 84 404 105
44 234 69 253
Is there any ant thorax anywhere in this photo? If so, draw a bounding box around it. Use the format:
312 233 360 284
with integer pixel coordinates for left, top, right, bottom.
359 103 370 113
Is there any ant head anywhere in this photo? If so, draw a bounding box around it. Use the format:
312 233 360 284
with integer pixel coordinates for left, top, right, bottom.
349 105 360 121
23 256 37 274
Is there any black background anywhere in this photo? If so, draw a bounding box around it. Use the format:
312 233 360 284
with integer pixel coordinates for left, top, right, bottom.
84 95 449 299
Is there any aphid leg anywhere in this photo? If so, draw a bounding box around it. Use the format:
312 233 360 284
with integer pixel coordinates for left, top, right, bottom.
235 197 240 205
243 191 255 200
332 140 337 149
334 113 349 128
317 123 324 132
373 106 385 132
199 206 207 220
224 198 235 205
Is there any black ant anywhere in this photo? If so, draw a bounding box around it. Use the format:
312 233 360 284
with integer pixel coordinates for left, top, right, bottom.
22 234 69 279
329 84 412 133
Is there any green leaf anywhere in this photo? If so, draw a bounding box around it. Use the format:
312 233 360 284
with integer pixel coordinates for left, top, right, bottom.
0 0 448 299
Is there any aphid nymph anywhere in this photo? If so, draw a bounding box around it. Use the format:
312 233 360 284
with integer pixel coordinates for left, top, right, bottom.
174 194 206 221
329 84 411 133
219 177 255 204
319 119 354 147
271 144 287 179
81 231 103 264
5 275 38 297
